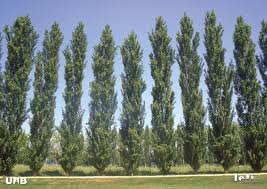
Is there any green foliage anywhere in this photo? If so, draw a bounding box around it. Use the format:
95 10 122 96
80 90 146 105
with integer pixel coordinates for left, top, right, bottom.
212 126 241 170
176 14 206 173
59 23 87 175
0 13 266 176
0 33 5 173
258 21 267 88
119 32 146 175
204 11 240 171
28 23 63 175
149 17 175 175
233 17 266 172
0 32 3 115
0 16 38 175
257 20 267 168
87 25 117 175
0 33 3 115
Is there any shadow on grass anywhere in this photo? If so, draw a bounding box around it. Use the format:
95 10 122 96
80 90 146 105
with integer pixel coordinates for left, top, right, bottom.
17 170 33 176
72 170 96 176
197 170 224 174
41 170 64 176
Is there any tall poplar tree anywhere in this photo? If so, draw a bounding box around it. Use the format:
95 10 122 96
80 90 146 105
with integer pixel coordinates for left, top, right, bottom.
257 21 267 129
257 20 267 168
0 33 4 163
59 23 87 175
0 33 4 174
120 32 146 175
258 21 267 89
149 17 175 175
0 33 3 115
204 11 240 172
233 17 266 172
0 16 38 175
28 23 63 175
176 14 206 173
87 25 117 175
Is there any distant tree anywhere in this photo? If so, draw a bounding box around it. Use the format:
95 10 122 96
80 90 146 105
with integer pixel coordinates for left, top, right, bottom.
174 124 184 165
87 25 117 175
236 123 247 165
111 126 120 166
205 126 213 164
142 125 152 167
176 14 206 173
28 23 63 175
233 17 266 172
149 17 175 175
204 11 240 172
17 132 29 165
0 16 38 175
47 130 60 165
59 23 87 175
119 32 146 175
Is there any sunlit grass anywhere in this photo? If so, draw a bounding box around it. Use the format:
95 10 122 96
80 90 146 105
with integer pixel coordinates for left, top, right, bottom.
1 175 267 189
10 164 267 176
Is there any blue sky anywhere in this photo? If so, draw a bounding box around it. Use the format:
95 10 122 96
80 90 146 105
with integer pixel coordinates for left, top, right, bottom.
0 0 267 132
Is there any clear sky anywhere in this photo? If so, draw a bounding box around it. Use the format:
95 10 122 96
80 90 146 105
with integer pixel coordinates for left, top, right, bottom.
0 0 267 132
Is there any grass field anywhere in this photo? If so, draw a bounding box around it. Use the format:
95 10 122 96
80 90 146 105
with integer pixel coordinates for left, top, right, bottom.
9 164 267 176
1 164 266 189
1 175 267 189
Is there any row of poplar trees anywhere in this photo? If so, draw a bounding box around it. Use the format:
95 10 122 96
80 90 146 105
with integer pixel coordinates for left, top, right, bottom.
0 11 266 176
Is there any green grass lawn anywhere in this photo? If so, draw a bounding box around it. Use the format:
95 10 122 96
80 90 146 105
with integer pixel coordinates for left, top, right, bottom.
1 164 266 189
10 164 267 176
1 175 267 189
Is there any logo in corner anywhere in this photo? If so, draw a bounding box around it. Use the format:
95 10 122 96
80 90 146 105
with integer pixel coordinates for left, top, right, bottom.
5 177 27 185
